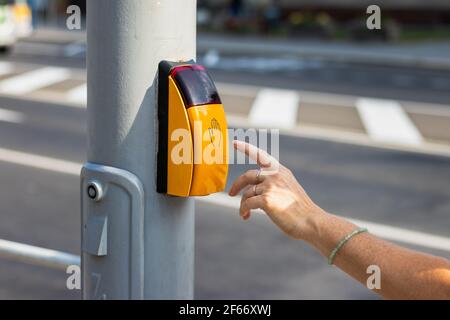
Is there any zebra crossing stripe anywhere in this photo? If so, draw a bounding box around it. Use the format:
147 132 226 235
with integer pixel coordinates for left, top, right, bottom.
66 83 87 105
249 88 299 129
356 98 423 146
0 67 71 95
0 108 25 124
0 62 14 77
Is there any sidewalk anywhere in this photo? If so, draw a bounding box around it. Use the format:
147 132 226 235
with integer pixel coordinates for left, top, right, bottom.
198 33 450 70
24 28 85 44
25 28 450 70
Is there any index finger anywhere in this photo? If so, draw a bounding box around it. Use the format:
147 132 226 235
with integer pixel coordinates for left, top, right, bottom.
233 140 278 169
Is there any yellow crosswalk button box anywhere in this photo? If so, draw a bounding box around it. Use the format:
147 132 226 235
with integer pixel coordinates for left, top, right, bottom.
157 61 228 197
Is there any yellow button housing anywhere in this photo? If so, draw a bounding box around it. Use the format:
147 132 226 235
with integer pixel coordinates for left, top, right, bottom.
158 61 228 197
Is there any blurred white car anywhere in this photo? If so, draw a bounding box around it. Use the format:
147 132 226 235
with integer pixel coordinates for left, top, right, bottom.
0 1 16 50
0 0 32 52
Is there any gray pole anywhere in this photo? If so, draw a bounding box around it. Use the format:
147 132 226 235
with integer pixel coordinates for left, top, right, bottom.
82 0 196 299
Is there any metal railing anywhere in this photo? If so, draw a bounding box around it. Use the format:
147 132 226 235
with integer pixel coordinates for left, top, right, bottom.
0 239 80 271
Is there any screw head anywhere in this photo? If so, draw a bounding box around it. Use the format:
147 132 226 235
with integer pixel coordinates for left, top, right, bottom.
87 185 97 199
86 181 103 202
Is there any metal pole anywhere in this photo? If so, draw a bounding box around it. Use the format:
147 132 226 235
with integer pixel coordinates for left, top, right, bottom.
84 0 196 299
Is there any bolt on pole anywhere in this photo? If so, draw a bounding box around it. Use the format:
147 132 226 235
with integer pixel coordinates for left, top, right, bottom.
83 0 196 299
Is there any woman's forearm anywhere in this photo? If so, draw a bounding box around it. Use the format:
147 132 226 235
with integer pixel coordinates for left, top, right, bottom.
304 209 450 300
230 140 450 300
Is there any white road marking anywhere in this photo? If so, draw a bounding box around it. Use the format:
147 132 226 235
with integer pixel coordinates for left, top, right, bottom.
218 81 450 114
0 147 80 176
66 83 87 105
249 88 299 129
0 62 14 76
0 108 25 124
0 67 71 95
349 218 450 253
199 193 450 253
356 98 423 146
0 146 448 252
290 124 450 158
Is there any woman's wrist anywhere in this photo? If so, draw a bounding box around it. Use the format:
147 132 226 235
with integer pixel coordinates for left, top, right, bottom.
296 205 329 243
300 208 359 257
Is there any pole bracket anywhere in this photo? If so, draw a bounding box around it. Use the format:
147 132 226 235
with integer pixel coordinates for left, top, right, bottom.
81 162 145 299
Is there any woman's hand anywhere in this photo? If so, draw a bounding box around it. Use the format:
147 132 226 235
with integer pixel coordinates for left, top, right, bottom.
228 140 325 240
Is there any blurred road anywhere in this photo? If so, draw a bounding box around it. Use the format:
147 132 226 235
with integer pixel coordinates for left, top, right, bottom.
0 32 449 299
8 29 450 104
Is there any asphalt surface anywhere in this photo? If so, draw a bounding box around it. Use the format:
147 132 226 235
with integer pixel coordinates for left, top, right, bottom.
0 39 449 300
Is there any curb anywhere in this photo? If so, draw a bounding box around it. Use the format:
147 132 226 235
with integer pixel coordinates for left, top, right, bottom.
22 30 450 71
198 36 450 71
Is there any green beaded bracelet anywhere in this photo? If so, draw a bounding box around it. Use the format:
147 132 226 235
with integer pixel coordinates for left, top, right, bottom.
328 227 368 265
